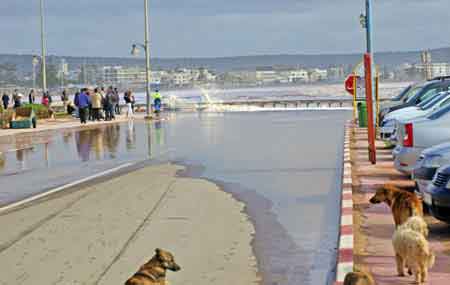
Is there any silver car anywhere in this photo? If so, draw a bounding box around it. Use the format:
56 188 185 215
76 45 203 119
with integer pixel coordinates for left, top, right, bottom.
413 142 450 198
394 103 450 174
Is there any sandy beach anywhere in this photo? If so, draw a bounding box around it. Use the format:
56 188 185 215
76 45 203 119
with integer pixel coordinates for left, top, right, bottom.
0 164 260 285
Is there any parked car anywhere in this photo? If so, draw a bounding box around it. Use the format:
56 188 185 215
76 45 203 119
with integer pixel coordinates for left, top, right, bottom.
424 164 450 223
393 102 450 174
413 142 450 199
379 77 450 123
380 91 450 142
379 84 414 111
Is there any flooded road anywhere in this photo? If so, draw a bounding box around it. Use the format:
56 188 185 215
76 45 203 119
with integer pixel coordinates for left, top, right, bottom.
0 110 350 285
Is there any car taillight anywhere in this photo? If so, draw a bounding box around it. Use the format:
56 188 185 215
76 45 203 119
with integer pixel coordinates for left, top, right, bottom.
403 123 414 147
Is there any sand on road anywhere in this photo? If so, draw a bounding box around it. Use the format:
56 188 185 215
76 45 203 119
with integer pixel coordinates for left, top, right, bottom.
0 164 259 285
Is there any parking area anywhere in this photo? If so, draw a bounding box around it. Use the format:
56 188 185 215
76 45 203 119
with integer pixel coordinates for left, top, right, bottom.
351 127 450 284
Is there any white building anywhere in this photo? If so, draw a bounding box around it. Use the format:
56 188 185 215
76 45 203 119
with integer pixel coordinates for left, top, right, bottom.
256 67 278 84
287 69 309 83
103 66 146 85
431 63 450 78
309 68 328 82
102 66 165 86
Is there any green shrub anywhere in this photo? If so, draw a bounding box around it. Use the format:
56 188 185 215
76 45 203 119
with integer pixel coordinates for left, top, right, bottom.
22 104 50 119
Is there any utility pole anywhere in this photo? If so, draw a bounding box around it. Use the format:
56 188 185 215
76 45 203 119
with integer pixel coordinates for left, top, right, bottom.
364 0 376 164
39 0 48 93
144 0 152 118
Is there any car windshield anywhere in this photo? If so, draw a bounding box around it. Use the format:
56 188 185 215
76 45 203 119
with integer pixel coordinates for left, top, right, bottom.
419 92 448 110
392 85 412 101
403 85 423 102
407 84 441 104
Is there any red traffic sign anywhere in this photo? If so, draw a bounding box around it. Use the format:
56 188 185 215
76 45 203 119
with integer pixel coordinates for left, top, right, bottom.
345 74 358 95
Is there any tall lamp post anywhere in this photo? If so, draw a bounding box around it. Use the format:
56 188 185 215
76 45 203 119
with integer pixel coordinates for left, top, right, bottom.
39 0 48 93
131 0 152 119
32 55 39 90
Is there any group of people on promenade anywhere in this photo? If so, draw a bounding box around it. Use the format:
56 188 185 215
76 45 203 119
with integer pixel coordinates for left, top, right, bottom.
1 89 55 110
74 86 135 124
2 86 163 126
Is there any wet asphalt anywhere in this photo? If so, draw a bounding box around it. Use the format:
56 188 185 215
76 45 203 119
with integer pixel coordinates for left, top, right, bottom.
0 110 350 285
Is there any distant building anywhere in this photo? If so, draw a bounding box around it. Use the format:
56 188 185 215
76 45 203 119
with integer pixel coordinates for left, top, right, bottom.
327 66 345 81
256 67 278 84
287 69 309 83
308 68 328 82
412 63 450 80
103 66 146 86
430 63 450 78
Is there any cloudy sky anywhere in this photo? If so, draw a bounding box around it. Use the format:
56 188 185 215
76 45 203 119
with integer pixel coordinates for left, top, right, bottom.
1 0 449 58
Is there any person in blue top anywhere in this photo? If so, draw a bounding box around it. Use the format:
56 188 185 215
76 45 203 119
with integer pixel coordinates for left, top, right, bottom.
74 88 91 124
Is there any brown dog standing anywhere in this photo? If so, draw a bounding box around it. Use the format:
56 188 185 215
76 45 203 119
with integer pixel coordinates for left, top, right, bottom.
369 184 423 227
125 248 181 285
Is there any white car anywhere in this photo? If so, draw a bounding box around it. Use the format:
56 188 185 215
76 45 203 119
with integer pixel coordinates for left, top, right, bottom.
381 91 450 143
394 103 450 174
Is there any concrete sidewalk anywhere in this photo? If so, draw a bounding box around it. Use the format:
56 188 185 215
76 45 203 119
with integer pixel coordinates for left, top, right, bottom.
352 128 450 284
0 114 144 138
0 164 259 285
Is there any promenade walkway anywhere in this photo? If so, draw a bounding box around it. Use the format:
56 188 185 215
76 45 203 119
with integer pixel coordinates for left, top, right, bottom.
0 164 259 285
352 128 450 284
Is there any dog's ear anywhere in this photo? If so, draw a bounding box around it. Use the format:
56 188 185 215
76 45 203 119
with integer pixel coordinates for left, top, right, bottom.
155 248 162 255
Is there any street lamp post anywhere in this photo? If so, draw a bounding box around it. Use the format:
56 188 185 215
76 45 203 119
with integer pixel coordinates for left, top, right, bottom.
131 0 152 118
144 0 152 118
39 0 48 93
32 55 39 90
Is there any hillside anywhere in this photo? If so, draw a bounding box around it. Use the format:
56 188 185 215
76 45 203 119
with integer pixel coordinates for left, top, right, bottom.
1 47 449 74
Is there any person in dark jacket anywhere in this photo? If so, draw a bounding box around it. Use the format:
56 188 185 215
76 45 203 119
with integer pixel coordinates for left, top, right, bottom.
28 89 36 104
104 87 115 121
1 93 9 110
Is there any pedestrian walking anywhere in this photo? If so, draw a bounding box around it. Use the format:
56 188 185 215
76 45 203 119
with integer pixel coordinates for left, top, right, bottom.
41 93 50 107
75 88 90 124
12 90 22 108
104 87 115 121
74 91 80 118
124 90 134 118
61 89 69 108
1 93 9 110
91 88 103 121
152 89 162 115
113 87 120 115
47 92 53 107
28 89 36 104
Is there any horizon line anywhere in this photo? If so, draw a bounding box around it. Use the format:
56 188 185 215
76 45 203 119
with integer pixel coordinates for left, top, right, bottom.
0 46 449 61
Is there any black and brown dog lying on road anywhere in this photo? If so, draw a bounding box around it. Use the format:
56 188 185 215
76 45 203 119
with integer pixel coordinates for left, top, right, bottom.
369 184 423 227
125 248 181 285
344 270 375 285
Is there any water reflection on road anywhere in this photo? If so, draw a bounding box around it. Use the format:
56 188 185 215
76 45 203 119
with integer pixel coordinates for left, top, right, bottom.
0 110 350 285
